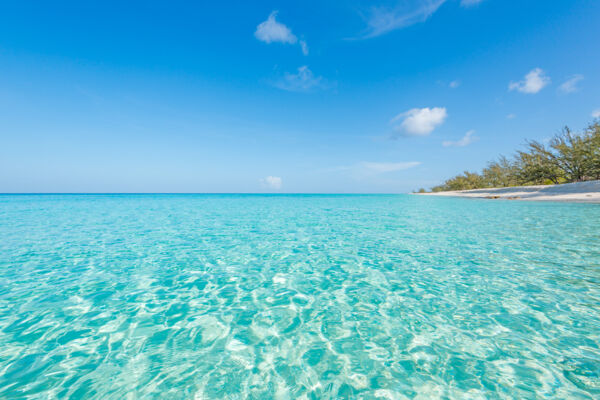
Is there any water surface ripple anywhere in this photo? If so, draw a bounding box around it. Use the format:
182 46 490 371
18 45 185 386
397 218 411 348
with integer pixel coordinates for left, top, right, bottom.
0 194 599 399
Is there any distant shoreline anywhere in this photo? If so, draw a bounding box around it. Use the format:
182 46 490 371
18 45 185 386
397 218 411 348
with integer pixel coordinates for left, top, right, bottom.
416 180 600 203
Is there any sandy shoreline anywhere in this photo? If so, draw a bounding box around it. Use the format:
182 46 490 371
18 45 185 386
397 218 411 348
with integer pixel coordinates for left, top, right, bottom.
416 180 600 203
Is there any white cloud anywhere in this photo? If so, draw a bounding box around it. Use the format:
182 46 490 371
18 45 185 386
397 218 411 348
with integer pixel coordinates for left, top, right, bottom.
592 109 600 119
255 11 308 55
272 66 327 92
299 40 308 56
506 113 516 119
461 0 484 7
442 130 478 147
391 107 447 137
449 80 460 89
255 12 297 44
362 0 447 38
509 68 550 94
260 176 282 189
559 74 584 93
360 161 421 173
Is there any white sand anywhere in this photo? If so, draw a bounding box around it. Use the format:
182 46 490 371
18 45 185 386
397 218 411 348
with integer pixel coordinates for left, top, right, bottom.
417 180 600 203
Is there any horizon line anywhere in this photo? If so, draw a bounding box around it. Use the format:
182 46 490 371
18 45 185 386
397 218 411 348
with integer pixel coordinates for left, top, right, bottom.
0 192 411 195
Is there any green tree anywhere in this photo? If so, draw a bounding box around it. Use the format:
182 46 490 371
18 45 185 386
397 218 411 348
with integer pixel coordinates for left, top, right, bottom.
515 140 562 184
583 122 600 179
549 127 589 182
482 156 520 187
425 120 600 192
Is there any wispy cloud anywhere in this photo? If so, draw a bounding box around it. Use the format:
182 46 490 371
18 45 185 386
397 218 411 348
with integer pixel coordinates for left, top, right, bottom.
506 113 516 119
449 80 461 89
255 11 308 55
334 161 421 179
460 0 484 7
360 161 421 173
391 107 447 137
271 66 329 92
260 176 282 189
559 74 584 93
299 40 309 56
509 68 550 94
592 109 600 119
361 0 447 38
442 130 478 147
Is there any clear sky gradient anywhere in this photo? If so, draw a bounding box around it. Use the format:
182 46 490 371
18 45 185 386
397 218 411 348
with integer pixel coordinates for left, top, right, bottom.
1 0 599 193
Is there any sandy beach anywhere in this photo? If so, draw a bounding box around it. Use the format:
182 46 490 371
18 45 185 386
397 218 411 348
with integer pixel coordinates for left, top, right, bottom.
417 180 600 203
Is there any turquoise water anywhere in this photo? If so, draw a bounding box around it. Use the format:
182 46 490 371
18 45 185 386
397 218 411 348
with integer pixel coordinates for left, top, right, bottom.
0 194 599 399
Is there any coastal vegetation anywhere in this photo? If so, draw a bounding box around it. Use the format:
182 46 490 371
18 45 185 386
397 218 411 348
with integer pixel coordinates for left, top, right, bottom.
427 121 600 192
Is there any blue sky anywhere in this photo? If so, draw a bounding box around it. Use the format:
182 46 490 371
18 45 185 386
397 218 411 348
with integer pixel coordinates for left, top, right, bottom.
1 0 599 193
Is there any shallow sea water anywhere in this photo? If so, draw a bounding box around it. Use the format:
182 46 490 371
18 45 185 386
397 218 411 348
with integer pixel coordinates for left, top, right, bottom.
0 194 599 399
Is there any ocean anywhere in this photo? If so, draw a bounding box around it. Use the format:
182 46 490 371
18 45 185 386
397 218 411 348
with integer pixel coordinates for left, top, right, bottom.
0 194 599 398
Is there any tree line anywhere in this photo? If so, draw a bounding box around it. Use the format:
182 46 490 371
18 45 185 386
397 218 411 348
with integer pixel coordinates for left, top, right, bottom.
422 121 600 193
